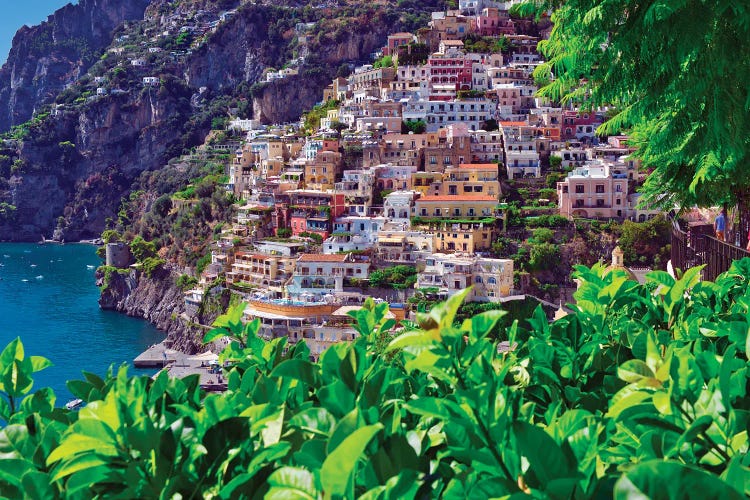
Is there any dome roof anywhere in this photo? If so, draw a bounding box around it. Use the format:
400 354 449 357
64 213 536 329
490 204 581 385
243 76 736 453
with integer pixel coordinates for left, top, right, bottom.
604 246 638 282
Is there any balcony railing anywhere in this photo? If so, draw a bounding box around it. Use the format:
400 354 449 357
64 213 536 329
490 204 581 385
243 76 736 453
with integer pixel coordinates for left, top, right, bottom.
671 221 750 282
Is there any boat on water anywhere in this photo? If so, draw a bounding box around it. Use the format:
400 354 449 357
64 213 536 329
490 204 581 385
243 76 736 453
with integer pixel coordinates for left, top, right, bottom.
86 265 95 270
65 399 84 410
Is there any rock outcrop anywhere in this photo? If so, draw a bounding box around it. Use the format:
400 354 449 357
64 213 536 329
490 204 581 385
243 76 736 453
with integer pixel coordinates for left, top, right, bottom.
0 0 152 131
98 267 202 353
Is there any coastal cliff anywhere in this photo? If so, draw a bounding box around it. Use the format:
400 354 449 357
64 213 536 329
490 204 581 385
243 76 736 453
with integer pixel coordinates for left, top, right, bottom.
0 0 152 131
98 267 202 353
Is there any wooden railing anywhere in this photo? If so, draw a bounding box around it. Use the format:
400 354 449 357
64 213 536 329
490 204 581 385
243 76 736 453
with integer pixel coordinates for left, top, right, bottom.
671 221 750 281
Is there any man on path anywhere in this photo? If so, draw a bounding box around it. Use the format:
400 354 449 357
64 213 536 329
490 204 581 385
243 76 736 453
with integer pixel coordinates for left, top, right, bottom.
715 209 726 241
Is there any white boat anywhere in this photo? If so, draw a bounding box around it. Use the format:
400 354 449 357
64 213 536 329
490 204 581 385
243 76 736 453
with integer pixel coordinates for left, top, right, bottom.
65 399 84 410
35 275 43 280
86 265 95 270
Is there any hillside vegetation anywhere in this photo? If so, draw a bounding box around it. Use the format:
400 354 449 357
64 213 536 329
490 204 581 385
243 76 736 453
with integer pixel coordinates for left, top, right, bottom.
1 260 749 497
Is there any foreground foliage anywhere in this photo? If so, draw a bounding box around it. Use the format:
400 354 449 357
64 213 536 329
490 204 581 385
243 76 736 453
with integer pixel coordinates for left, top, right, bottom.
2 260 750 497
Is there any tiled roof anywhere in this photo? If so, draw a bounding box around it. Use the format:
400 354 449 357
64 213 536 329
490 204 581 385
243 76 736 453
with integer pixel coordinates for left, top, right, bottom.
298 254 348 262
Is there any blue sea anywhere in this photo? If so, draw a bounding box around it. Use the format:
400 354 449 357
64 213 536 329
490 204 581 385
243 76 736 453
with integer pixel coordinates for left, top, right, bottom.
0 243 164 404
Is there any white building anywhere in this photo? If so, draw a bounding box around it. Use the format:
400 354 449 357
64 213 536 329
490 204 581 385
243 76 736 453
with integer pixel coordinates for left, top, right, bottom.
417 253 514 302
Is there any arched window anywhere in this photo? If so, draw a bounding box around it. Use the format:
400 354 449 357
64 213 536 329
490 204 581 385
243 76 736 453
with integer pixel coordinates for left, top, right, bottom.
475 276 483 284
488 277 497 285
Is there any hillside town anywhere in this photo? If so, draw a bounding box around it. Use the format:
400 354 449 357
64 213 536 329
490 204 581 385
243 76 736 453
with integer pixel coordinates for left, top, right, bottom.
103 0 671 358
185 1 663 349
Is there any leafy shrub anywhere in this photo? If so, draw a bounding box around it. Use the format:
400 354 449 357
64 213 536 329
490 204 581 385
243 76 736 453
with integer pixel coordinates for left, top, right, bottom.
176 274 199 290
2 261 750 496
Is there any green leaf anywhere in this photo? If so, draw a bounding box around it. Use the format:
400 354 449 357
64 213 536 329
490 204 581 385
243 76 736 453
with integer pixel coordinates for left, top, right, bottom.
321 423 383 499
28 356 52 373
20 471 55 500
513 421 573 488
614 460 744 500
266 467 318 500
271 359 321 387
618 359 656 383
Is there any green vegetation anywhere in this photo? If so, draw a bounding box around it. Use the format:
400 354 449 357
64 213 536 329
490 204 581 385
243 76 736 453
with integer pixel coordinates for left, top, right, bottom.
3 261 750 496
618 213 671 268
369 265 417 289
176 274 199 290
523 0 750 227
302 100 340 134
298 232 324 244
372 55 394 68
401 119 427 134
461 34 508 53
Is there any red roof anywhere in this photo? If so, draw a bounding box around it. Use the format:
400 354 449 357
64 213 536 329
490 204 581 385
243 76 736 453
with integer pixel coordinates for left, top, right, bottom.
416 195 497 202
500 121 529 127
298 254 348 262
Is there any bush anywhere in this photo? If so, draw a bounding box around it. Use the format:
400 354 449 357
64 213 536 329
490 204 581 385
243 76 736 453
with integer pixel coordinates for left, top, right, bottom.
369 265 417 289
2 261 750 496
176 274 199 290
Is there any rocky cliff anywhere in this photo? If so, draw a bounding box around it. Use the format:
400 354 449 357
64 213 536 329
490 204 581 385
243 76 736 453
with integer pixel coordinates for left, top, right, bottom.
0 0 152 131
1 81 194 241
98 267 203 353
0 0 446 242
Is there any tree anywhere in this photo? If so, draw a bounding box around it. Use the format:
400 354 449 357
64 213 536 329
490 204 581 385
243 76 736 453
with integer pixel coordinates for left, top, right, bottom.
521 0 750 243
330 120 348 136
401 120 426 134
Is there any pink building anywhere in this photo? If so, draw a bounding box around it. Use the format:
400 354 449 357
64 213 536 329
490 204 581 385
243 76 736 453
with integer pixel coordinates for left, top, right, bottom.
557 160 628 219
384 32 414 56
475 8 515 36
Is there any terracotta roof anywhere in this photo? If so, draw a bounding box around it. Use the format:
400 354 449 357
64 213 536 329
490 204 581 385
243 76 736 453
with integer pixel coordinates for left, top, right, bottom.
499 121 530 127
416 195 498 202
298 254 348 262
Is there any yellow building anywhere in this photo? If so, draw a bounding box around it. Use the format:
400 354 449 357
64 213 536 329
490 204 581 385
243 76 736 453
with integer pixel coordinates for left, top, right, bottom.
305 150 342 190
414 195 498 219
439 164 500 197
411 171 443 195
227 251 297 292
433 223 495 253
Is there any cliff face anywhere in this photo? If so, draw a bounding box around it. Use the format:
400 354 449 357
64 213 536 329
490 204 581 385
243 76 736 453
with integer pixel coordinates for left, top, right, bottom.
251 28 393 124
98 268 202 353
0 0 152 131
184 4 285 91
1 83 194 241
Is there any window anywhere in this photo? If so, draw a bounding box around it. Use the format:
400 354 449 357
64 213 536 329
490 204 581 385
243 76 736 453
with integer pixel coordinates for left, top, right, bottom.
615 184 623 192
595 185 604 193
488 277 497 284
575 199 584 208
562 186 569 193
453 208 461 216
596 199 605 207
616 198 621 205
575 185 584 194
468 208 475 216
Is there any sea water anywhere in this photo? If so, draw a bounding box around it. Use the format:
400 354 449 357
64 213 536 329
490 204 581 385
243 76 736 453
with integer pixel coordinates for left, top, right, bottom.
0 243 164 403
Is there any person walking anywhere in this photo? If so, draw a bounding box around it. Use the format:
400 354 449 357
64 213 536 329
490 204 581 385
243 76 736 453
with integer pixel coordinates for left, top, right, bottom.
715 209 726 241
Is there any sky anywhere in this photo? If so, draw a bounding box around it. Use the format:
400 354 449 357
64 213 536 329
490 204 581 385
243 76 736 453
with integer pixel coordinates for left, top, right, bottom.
0 1 75 65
